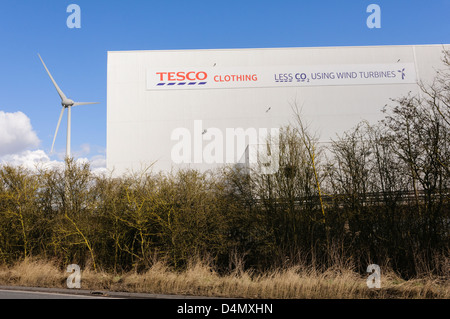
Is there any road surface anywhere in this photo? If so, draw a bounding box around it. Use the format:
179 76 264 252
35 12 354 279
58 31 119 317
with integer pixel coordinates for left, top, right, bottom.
0 286 215 299
0 288 115 299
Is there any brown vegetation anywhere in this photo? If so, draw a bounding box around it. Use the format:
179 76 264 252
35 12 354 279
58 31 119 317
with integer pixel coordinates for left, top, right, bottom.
0 258 448 299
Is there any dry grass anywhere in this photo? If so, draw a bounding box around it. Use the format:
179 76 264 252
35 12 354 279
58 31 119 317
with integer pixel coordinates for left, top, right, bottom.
0 258 65 288
0 258 448 299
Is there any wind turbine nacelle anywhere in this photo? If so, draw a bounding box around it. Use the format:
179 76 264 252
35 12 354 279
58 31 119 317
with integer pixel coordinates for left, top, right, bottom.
62 99 75 107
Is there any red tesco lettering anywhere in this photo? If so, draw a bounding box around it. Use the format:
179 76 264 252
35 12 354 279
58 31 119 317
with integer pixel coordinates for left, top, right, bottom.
156 71 208 82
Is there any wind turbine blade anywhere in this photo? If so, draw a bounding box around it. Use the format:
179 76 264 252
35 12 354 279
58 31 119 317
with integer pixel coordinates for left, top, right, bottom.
72 102 100 106
51 107 65 154
38 54 68 101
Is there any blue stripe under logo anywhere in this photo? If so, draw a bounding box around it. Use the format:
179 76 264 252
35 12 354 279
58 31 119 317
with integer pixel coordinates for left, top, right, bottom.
157 82 207 86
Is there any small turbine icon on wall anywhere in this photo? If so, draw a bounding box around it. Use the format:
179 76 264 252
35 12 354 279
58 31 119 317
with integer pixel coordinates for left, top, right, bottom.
398 68 406 80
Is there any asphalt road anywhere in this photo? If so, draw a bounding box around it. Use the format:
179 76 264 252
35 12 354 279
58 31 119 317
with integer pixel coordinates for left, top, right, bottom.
0 286 215 299
0 288 116 299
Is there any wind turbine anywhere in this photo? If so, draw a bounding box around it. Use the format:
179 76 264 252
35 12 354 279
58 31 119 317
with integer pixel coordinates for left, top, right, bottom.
38 54 99 159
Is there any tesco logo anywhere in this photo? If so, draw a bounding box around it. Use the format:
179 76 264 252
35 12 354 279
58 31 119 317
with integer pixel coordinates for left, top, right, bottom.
156 71 208 82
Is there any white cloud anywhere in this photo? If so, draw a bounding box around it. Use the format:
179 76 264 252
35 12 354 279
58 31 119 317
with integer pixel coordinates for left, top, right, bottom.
0 149 108 175
0 149 63 171
89 154 107 169
0 111 40 156
0 111 108 175
74 154 108 176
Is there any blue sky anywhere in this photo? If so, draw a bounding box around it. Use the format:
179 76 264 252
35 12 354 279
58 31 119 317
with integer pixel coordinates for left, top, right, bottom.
0 0 449 168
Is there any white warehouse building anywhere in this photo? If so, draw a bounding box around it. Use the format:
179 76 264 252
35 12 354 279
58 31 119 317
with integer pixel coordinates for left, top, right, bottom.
106 44 449 175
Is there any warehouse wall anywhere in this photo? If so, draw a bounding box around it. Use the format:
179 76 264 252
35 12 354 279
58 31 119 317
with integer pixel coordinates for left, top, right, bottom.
107 45 449 175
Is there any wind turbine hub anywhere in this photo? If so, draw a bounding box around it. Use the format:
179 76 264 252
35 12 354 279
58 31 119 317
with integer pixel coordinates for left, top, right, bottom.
62 99 74 107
